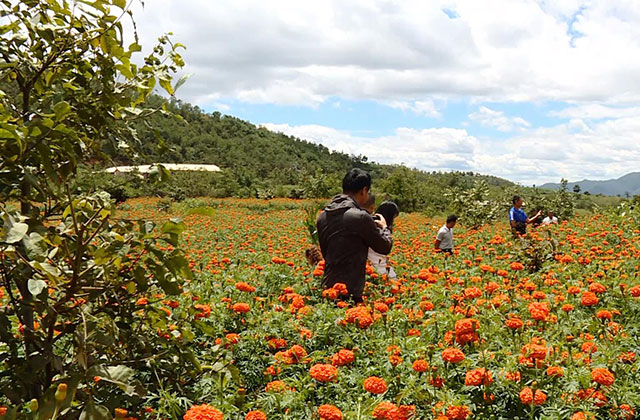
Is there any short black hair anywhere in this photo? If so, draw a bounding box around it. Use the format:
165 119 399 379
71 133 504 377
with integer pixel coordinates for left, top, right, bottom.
363 193 376 209
342 168 371 193
377 201 399 231
446 214 458 224
512 195 521 205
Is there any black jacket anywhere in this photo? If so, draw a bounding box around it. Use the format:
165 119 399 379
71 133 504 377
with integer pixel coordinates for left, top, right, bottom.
316 194 393 301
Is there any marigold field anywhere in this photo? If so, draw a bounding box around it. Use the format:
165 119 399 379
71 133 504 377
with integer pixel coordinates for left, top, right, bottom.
8 197 640 420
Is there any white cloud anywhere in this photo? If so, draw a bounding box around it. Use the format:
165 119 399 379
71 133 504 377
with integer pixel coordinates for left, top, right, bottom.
468 106 531 131
550 104 640 120
260 123 478 170
385 100 442 118
261 113 640 185
126 0 640 107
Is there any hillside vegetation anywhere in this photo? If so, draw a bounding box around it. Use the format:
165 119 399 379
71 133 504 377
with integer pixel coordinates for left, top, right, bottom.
82 96 620 218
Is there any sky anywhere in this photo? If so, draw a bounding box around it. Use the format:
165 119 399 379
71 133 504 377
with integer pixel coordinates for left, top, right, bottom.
126 0 640 185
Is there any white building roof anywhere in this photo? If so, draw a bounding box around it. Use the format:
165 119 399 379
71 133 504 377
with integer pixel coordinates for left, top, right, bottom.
105 163 221 173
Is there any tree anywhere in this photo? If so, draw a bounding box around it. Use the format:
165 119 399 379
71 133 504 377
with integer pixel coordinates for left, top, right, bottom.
0 0 211 415
380 167 423 212
573 184 581 194
445 180 501 229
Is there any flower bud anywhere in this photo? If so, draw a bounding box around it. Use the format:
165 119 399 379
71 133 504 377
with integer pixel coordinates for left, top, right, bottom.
28 399 39 412
54 383 67 402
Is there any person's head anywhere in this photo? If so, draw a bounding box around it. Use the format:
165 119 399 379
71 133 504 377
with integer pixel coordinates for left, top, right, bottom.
547 210 554 217
446 214 458 228
512 195 523 208
376 201 399 230
363 193 376 214
342 168 372 207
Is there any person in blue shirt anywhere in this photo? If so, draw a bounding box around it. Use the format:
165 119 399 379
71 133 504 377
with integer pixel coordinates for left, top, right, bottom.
509 195 541 235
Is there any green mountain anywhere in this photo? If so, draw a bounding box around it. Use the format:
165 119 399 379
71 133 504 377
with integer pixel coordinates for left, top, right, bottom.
84 95 619 214
540 173 640 197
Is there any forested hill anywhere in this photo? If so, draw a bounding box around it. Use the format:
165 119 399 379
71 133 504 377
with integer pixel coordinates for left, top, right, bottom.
83 95 621 215
128 96 376 187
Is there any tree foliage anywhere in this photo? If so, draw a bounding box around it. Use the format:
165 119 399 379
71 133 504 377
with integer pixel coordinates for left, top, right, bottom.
0 0 227 417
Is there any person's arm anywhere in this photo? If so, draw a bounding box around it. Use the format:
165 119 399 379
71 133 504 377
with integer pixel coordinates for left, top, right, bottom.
526 210 542 224
359 213 393 255
509 209 517 229
434 229 444 250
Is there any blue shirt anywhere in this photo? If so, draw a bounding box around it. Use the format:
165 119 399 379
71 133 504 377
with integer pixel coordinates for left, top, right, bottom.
509 207 527 223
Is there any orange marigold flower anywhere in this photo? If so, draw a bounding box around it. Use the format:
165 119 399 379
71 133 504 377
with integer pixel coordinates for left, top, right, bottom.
581 291 599 306
546 366 564 377
528 301 549 321
374 302 389 313
510 262 524 271
442 347 465 363
363 376 387 394
589 282 606 294
519 387 547 405
407 328 421 337
561 304 574 312
265 380 288 392
331 349 355 367
485 281 500 294
445 405 471 420
232 302 250 313
317 404 342 420
396 405 415 420
465 368 493 386
372 402 399 420
567 286 581 295
345 306 374 329
506 316 523 329
288 345 307 362
629 285 640 297
309 364 338 382
619 404 634 420
412 359 429 372
184 404 223 420
389 354 402 366
235 282 256 293
136 297 148 306
455 318 479 335
464 287 482 299
591 368 614 386
596 310 612 320
245 411 266 420
225 333 240 344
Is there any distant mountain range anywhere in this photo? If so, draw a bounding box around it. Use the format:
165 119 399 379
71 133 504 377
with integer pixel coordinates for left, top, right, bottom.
540 173 640 196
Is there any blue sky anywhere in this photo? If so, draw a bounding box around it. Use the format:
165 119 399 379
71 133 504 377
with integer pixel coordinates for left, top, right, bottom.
129 0 640 185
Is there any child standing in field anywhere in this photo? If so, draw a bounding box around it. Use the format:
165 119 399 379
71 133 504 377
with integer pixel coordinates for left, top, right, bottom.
435 215 457 254
364 198 399 279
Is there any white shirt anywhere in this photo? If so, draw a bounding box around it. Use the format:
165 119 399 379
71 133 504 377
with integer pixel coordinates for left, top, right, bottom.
542 216 558 225
436 225 454 249
367 248 397 279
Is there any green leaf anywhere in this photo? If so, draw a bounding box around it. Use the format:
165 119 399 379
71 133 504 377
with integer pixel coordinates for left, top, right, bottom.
27 279 47 296
164 254 193 280
88 365 143 396
161 219 185 235
79 401 112 420
186 206 216 217
174 73 192 92
4 220 28 243
159 76 173 96
53 100 71 120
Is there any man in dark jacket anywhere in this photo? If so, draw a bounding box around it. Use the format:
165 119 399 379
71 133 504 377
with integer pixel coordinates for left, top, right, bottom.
316 168 393 303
